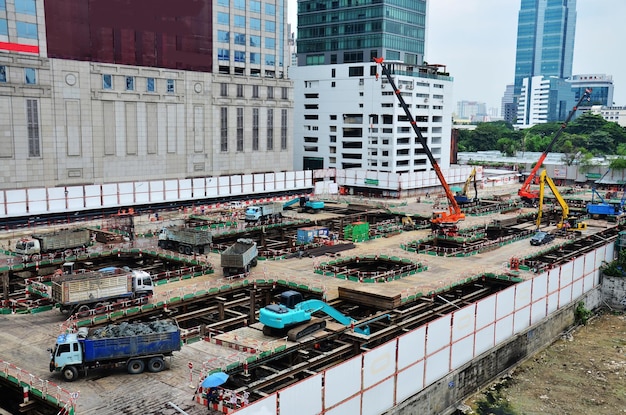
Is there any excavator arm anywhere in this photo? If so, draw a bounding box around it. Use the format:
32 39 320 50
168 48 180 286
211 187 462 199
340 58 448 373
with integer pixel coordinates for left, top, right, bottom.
519 88 592 203
374 57 464 227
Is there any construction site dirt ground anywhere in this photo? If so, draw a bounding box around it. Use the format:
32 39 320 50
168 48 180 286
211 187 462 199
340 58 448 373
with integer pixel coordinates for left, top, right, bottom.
464 310 626 415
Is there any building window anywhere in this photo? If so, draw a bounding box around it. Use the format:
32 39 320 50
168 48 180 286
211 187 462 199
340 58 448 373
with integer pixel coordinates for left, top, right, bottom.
166 79 175 93
234 15 245 27
0 66 6 83
249 53 260 64
218 30 230 43
0 0 5 11
265 37 275 50
24 68 36 84
267 86 274 99
217 12 229 25
125 76 134 91
146 77 155 92
103 74 112 89
218 49 229 61
236 84 244 98
250 18 260 30
234 32 245 45
236 108 244 152
0 18 7 35
252 85 259 98
217 0 229 6
15 0 36 15
265 3 275 15
281 109 287 150
220 83 228 97
16 21 37 39
267 108 274 150
265 54 275 65
250 35 260 47
234 0 245 9
250 0 261 12
281 87 288 100
220 107 228 152
265 21 275 33
26 99 40 157
252 108 259 151
234 51 245 63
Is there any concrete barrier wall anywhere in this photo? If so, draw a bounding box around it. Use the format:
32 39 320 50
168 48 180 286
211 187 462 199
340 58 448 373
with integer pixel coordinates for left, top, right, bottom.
232 241 612 415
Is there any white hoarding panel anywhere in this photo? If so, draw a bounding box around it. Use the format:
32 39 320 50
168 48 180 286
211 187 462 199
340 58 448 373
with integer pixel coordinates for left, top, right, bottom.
396 361 424 403
234 395 277 415
583 251 595 277
494 315 513 345
164 180 178 202
363 341 396 389
532 273 548 301
572 278 583 300
424 347 450 386
558 285 572 308
278 375 322 415
218 184 230 196
324 356 361 408
325 397 360 415
426 315 452 355
275 172 286 190
102 184 118 207
179 179 192 200
191 178 205 199
397 326 426 370
572 256 584 281
149 181 164 202
560 262 574 287
84 185 101 208
547 292 559 314
595 246 605 273
206 177 218 197
496 289 515 319
452 304 475 341
48 187 67 212
515 280 532 310
476 295 496 329
253 174 264 193
513 306 530 334
584 273 596 292
530 298 547 325
451 335 474 370
135 182 150 203
230 175 243 196
265 173 276 192
66 186 84 211
5 190 27 216
548 267 560 293
474 324 495 356
27 188 47 214
605 242 615 263
0 191 4 216
118 182 134 205
362 378 394 415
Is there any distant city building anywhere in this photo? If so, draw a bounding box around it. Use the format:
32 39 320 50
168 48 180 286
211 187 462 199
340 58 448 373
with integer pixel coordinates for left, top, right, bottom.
501 84 516 124
516 76 575 128
568 74 614 106
588 105 626 127
456 101 487 121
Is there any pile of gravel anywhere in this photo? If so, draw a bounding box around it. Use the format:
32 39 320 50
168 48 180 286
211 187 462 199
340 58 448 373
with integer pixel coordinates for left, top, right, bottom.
89 320 178 339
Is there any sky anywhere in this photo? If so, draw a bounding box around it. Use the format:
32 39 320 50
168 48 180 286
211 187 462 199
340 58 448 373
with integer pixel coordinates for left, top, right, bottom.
288 0 626 113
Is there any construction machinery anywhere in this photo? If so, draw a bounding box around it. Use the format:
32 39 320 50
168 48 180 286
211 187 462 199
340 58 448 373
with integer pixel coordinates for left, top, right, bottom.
259 290 370 341
454 167 478 204
518 88 592 204
14 228 91 258
536 170 587 233
374 57 464 231
220 238 259 277
284 196 325 213
157 226 212 254
245 202 284 222
586 170 626 217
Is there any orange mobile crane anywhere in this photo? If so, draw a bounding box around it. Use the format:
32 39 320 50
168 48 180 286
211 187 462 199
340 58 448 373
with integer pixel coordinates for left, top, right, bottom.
373 57 464 231
518 88 592 204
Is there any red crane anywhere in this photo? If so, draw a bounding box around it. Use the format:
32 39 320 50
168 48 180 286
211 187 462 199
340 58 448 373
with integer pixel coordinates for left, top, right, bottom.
518 88 592 203
373 57 464 230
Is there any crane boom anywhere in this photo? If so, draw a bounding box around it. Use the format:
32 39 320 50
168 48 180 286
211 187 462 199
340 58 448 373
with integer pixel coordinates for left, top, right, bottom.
519 88 592 202
373 57 464 227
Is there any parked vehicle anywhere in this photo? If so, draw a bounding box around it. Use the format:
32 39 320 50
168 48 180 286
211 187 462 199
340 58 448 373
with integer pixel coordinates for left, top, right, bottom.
14 228 91 258
221 238 258 277
530 231 555 246
245 202 283 222
49 319 181 381
51 266 154 315
158 226 212 254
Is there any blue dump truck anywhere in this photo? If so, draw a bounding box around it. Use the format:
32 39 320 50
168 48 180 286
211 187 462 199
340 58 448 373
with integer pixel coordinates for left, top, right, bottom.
49 320 181 381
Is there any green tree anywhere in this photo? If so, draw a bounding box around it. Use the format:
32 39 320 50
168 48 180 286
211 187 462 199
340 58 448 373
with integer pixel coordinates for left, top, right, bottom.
587 131 614 155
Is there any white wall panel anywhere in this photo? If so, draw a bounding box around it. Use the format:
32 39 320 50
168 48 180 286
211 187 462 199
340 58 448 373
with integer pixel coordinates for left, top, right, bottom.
27 188 47 214
547 292 559 314
275 172 286 191
605 242 615 263
451 335 474 370
324 356 361 408
396 361 424 403
218 175 230 196
205 178 218 198
84 185 101 208
426 315 451 355
149 181 164 202
363 341 396 389
494 315 513 345
49 187 69 212
295 170 306 188
532 273 548 301
595 246 606 273
476 295 496 329
135 181 150 203
231 175 243 196
572 257 584 281
452 304 475 341
325 397 360 415
0 191 5 216
530 298 547 325
252 174 264 193
583 251 595 276
548 267 560 293
397 326 425 370
513 306 530 334
362 378 394 415
474 324 495 356
5 190 27 216
584 273 596 293
559 284 572 307
496 289 515 319
561 262 574 287
424 347 450 386
179 179 192 200
278 375 322 415
164 180 178 202
191 178 205 199
235 395 277 415
572 278 584 300
102 184 118 207
241 174 253 194
118 182 134 205
265 173 275 192
515 280 532 310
